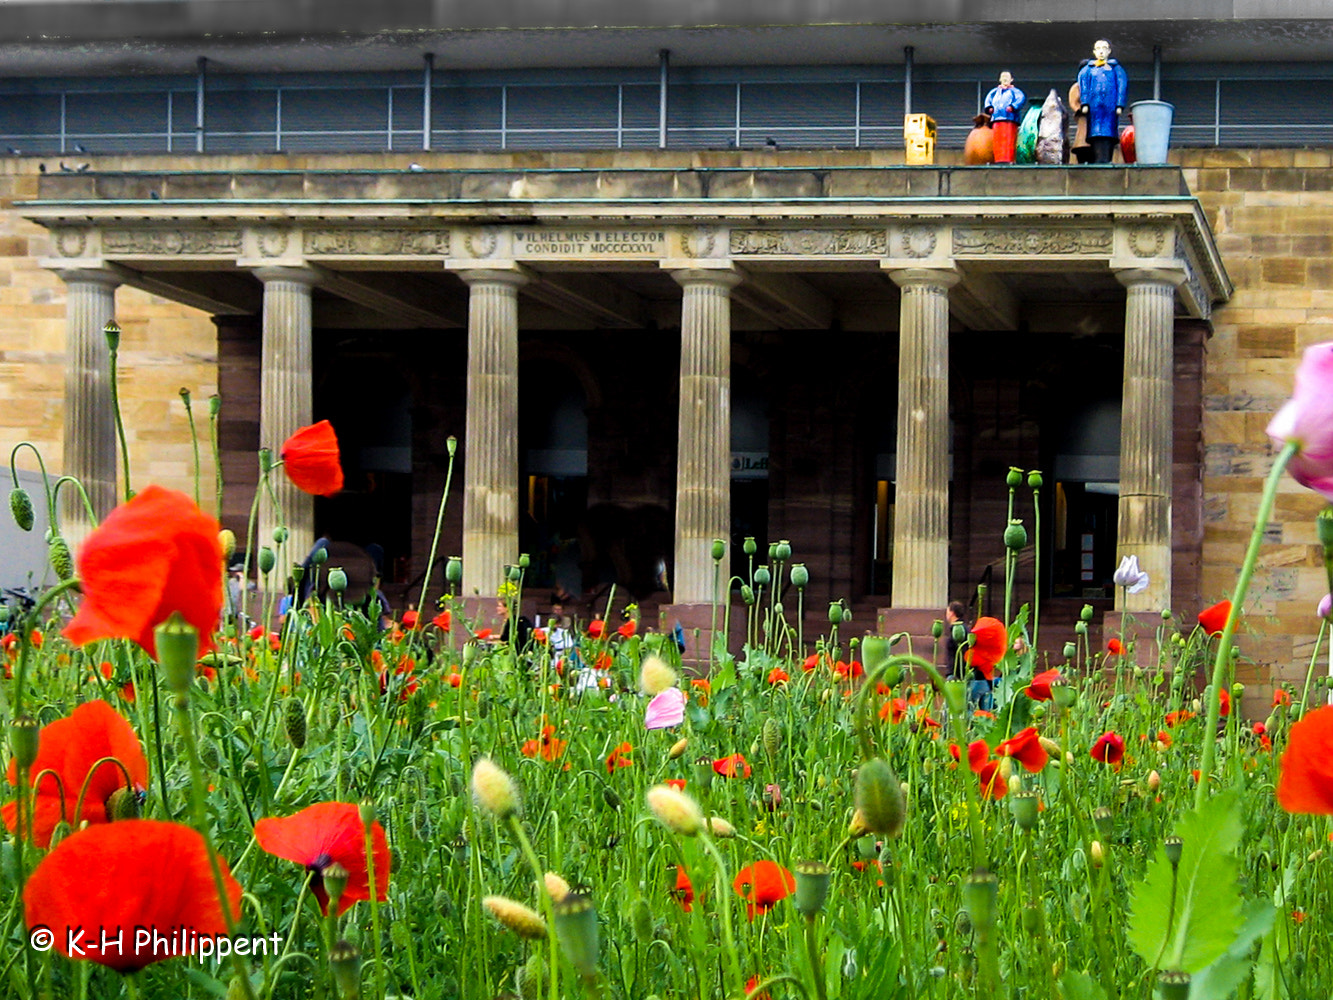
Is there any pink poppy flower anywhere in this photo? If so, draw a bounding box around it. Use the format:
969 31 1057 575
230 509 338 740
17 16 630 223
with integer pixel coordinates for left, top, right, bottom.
1267 342 1333 501
644 688 686 730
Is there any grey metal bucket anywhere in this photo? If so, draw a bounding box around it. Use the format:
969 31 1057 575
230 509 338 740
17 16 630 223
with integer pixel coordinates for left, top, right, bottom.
1130 100 1174 164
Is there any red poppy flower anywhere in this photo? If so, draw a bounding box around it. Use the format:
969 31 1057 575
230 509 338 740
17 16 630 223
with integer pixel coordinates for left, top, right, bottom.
280 420 344 497
23 820 242 972
916 709 941 730
690 678 711 707
521 725 567 762
880 697 908 724
767 667 790 685
62 486 223 660
617 620 637 640
995 727 1048 773
1156 729 1173 749
1276 705 1333 813
966 617 1008 680
379 658 419 700
587 620 606 638
745 976 773 1000
255 801 390 916
446 671 462 687
474 627 493 641
1274 689 1293 708
401 610 420 629
713 753 751 779
665 778 686 791
733 860 795 920
3 700 149 847
833 660 865 681
532 628 548 644
1107 638 1125 656
802 653 821 672
1217 688 1231 717
966 740 991 774
1090 732 1125 766
672 865 694 912
606 742 634 773
1198 600 1232 636
977 760 1008 800
432 609 451 632
1026 669 1063 702
1165 709 1195 727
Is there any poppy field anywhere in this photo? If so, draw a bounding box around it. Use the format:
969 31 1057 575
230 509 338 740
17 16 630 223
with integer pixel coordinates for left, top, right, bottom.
3 343 1333 1000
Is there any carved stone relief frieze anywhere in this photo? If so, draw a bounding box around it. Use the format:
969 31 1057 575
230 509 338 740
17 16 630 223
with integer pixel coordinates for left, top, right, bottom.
729 229 888 256
952 226 1113 256
303 229 451 256
102 228 243 255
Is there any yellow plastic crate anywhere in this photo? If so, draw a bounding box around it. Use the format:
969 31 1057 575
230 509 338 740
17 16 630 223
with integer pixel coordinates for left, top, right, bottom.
904 113 937 141
906 136 936 165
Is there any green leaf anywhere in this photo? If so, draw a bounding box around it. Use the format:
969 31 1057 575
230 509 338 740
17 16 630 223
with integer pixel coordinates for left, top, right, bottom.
1126 790 1245 974
1059 969 1108 1000
1188 898 1275 999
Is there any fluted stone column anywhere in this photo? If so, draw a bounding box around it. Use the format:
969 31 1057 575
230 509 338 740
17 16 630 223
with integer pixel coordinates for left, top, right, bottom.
60 269 121 537
671 267 741 604
1115 267 1183 613
887 267 959 611
256 267 318 569
457 267 527 598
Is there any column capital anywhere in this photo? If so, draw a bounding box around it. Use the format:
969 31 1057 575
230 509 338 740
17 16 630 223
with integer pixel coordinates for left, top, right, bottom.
445 260 532 287
883 264 961 290
1114 265 1187 289
253 265 321 287
55 266 122 290
667 262 742 290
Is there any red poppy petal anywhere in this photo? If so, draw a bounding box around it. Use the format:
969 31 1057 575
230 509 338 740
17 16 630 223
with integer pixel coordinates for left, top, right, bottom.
281 420 344 497
1278 706 1333 814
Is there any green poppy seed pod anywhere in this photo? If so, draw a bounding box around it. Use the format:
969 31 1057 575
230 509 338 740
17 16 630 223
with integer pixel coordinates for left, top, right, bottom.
9 716 39 770
518 552 530 569
828 602 843 625
9 487 34 531
793 860 832 917
773 601 783 616
329 940 362 999
1157 971 1191 1000
178 387 192 409
710 538 726 561
630 896 653 943
854 758 906 838
776 539 792 561
1062 641 1077 659
284 697 307 749
743 536 757 556
506 564 522 583
1080 604 1094 622
1051 681 1077 710
1231 681 1245 699
327 567 348 593
768 542 779 561
358 799 377 828
462 640 479 667
1093 806 1114 839
433 888 454 918
762 718 782 759
103 319 121 351
446 556 463 583
741 584 755 605
258 547 276 575
754 565 771 587
48 534 74 580
1161 607 1173 621
1164 835 1183 868
1027 469 1043 489
446 435 458 457
1003 520 1027 551
791 563 809 589
1005 467 1023 487
553 892 599 982
208 394 221 418
107 786 141 822
1074 621 1088 636
199 738 221 771
931 619 945 639
312 546 328 566
48 819 73 847
272 525 288 545
962 867 998 932
952 622 967 645
1021 901 1043 936
291 564 305 586
692 757 715 790
258 448 273 474
322 862 350 914
1009 790 1039 832
154 612 199 694
861 635 894 678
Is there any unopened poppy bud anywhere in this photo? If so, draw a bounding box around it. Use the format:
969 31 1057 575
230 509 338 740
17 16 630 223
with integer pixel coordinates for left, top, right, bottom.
743 536 757 556
1090 840 1105 867
602 787 622 810
9 716 39 770
543 871 571 903
9 487 34 531
49 535 73 580
741 584 755 604
962 868 998 930
553 892 599 981
775 539 792 561
828 602 843 625
854 758 906 838
484 896 547 939
1027 470 1043 489
791 563 809 588
646 784 703 837
284 697 307 749
48 819 73 847
214 528 235 560
1038 736 1062 757
155 612 199 693
257 546 276 575
1021 901 1043 935
1003 520 1027 550
710 538 726 561
471 757 520 820
773 602 783 616
668 737 688 759
1157 970 1191 1000
793 860 832 917
639 655 677 696
1005 467 1023 487
322 861 350 912
329 939 361 998
630 896 654 943
931 619 945 639
762 718 782 759
107 786 141 821
1010 790 1039 831
1093 806 1113 838
1148 769 1161 792
848 809 871 838
1164 835 1183 868
708 816 736 838
103 319 121 351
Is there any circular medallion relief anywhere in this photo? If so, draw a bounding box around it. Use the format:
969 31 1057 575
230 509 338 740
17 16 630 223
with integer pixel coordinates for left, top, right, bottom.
465 228 498 258
55 229 86 258
900 225 937 258
1130 224 1166 258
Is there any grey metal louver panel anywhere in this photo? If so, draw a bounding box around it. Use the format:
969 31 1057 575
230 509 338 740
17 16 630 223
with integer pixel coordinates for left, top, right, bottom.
391 87 425 131
433 86 503 132
282 88 388 137
0 93 60 141
621 85 658 129
1218 78 1333 144
507 85 618 130
205 89 276 135
67 90 166 135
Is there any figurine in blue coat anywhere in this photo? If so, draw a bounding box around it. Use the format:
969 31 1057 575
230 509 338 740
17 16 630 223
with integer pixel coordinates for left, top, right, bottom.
1076 39 1128 163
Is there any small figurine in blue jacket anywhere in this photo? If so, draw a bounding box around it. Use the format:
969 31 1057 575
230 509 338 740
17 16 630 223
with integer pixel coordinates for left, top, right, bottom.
984 71 1025 163
1076 39 1129 164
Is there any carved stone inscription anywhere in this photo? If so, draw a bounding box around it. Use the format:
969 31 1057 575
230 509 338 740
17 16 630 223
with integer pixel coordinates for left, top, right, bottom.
304 230 450 255
952 227 1113 256
512 229 664 255
730 229 887 255
103 228 242 255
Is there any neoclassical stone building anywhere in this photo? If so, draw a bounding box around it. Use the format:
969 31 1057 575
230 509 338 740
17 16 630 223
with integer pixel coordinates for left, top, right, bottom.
1 1 1328 703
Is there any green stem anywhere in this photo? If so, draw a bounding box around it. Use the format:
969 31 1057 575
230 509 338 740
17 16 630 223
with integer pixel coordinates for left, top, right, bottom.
803 916 828 1000
508 814 560 1000
416 445 458 619
700 832 745 996
8 442 56 528
50 476 98 530
108 342 133 502
1031 482 1042 650
181 390 202 508
210 397 225 521
364 805 386 1000
1195 440 1297 810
